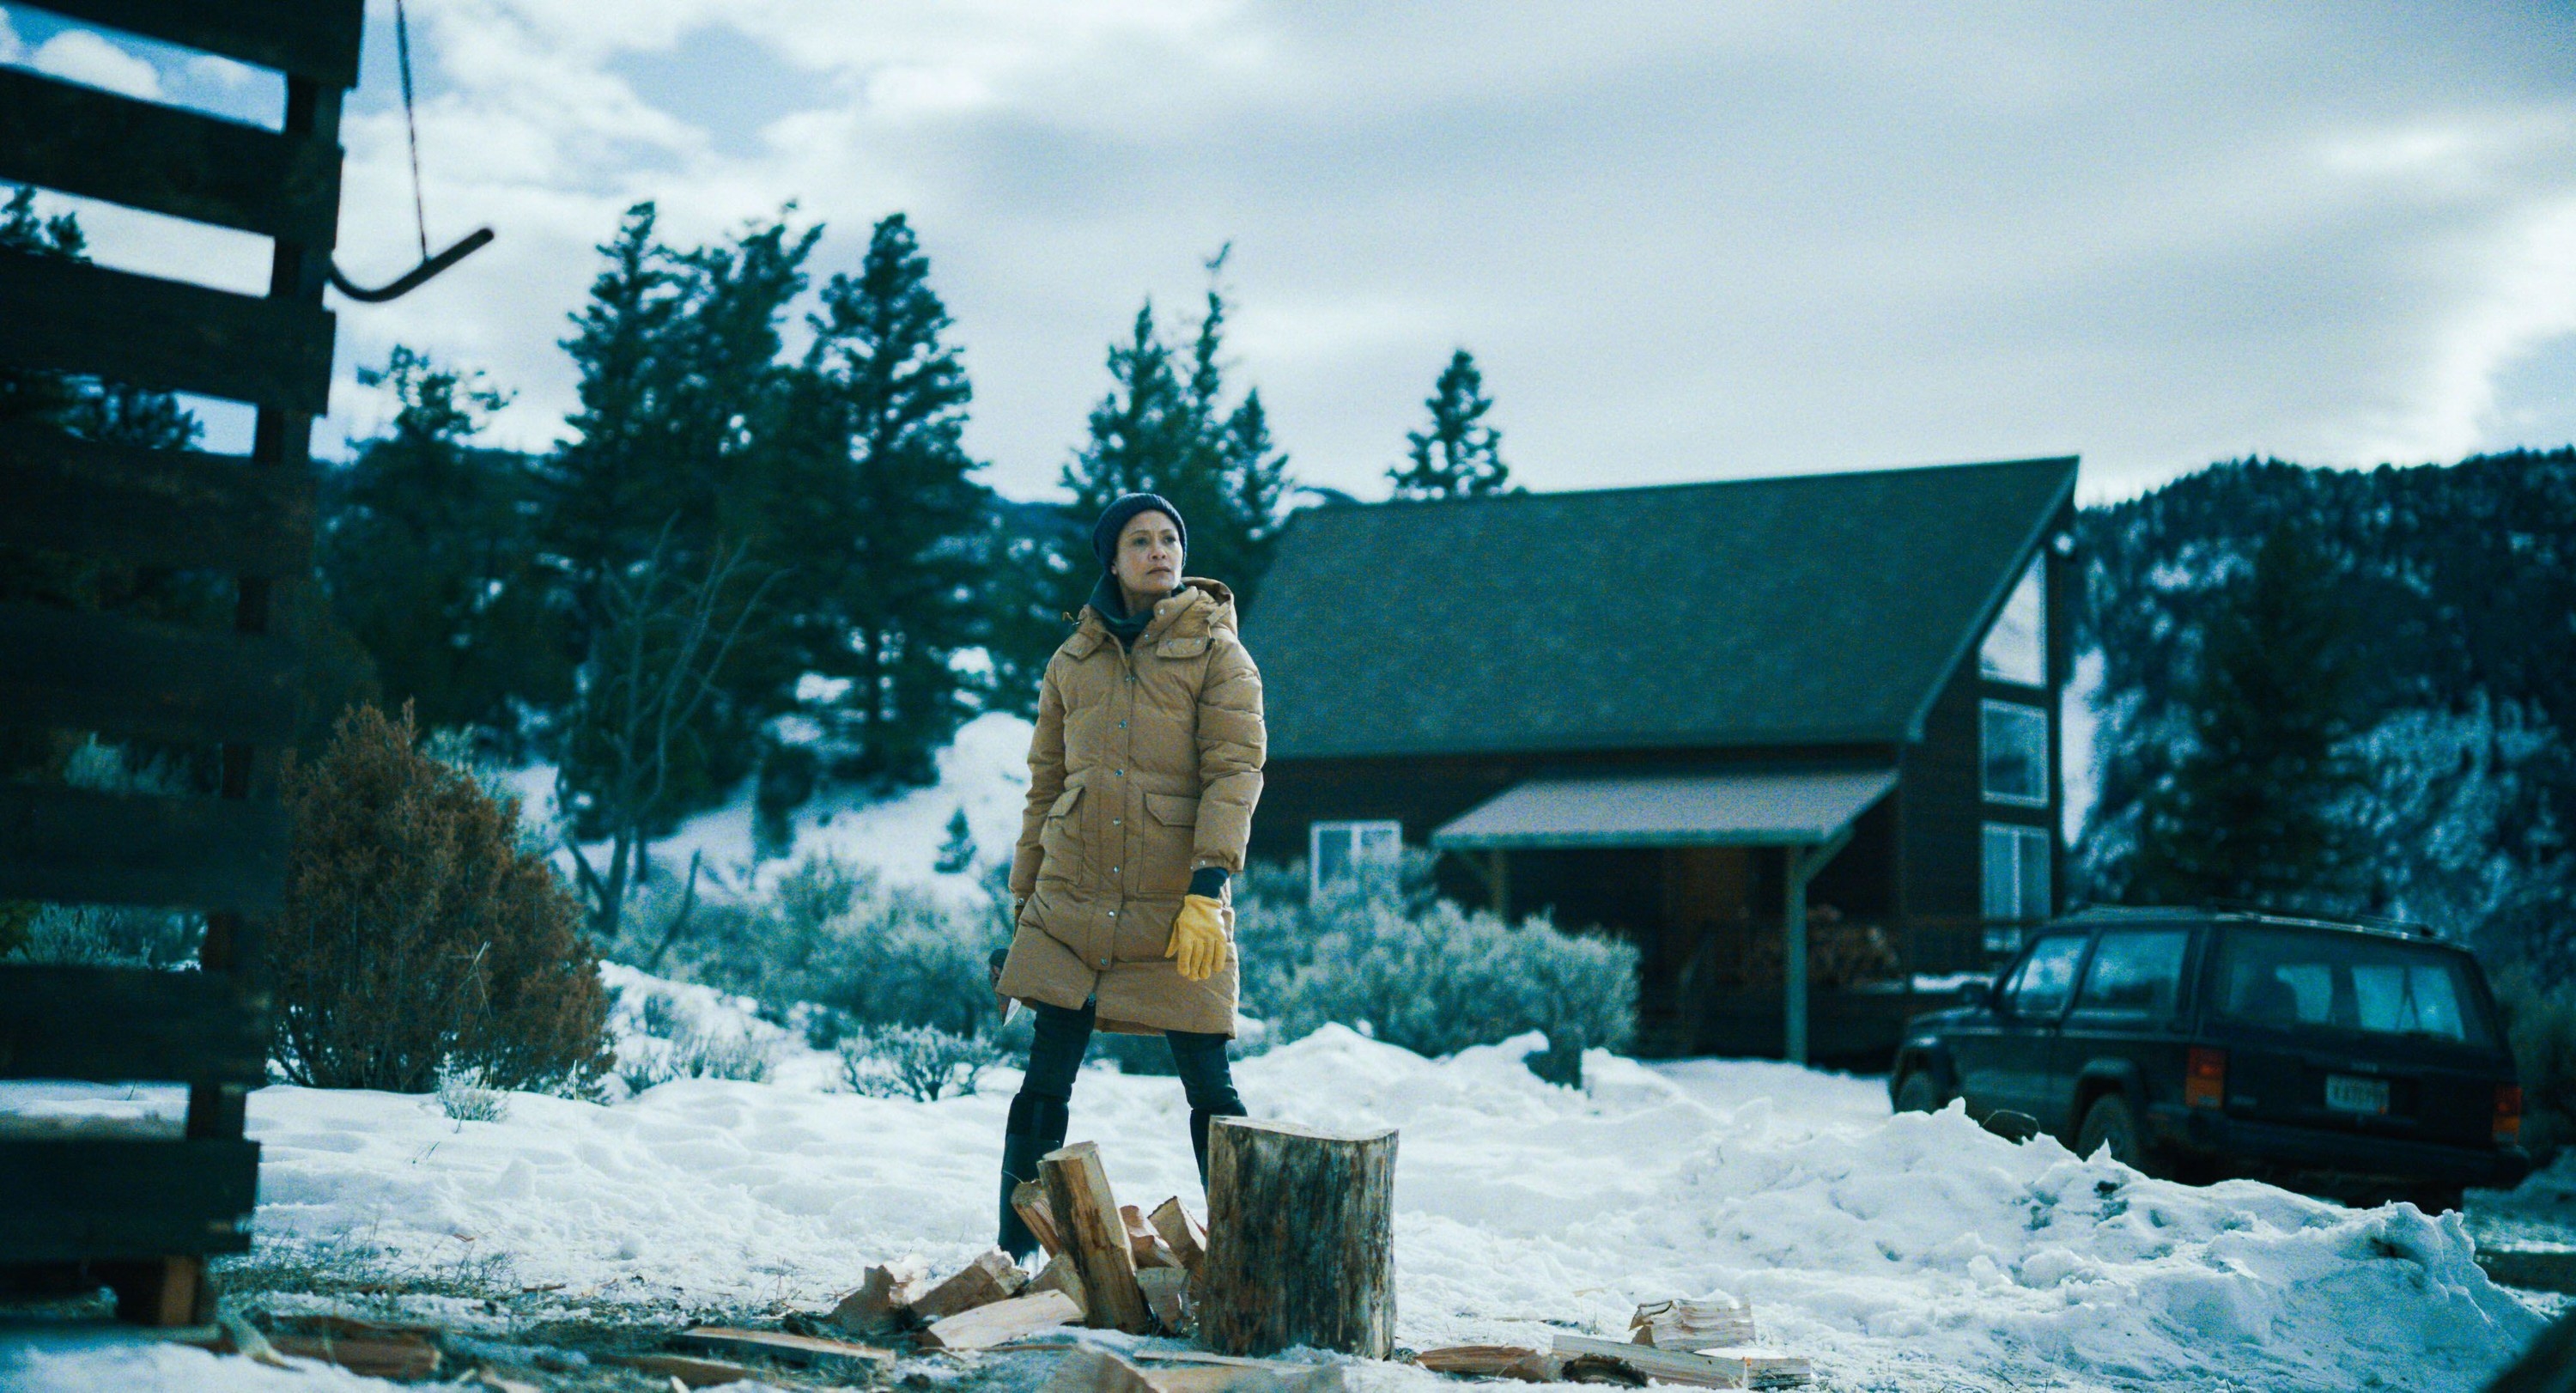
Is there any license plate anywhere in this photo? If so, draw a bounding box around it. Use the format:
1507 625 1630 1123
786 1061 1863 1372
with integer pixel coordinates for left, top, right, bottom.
2325 1074 2391 1115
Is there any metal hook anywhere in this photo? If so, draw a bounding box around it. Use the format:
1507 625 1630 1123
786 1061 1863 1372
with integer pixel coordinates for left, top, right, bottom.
328 228 495 304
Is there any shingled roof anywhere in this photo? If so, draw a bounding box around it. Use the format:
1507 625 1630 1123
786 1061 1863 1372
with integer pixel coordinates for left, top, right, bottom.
1243 455 2078 760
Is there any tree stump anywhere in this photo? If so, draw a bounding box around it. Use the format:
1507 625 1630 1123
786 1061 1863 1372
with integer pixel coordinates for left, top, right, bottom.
1197 1118 1397 1358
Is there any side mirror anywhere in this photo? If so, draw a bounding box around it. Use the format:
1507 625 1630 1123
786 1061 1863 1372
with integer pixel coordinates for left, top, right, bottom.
1959 979 1994 1012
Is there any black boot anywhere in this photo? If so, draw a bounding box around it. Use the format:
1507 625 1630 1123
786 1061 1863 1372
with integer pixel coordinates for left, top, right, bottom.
997 1094 1067 1261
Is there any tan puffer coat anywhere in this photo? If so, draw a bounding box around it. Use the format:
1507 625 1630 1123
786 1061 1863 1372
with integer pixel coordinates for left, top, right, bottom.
998 578 1265 1036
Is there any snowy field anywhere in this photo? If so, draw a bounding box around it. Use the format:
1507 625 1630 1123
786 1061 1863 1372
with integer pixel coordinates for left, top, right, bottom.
3 967 2553 1392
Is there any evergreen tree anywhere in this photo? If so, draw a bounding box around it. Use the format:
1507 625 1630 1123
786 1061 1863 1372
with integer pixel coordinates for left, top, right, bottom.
763 213 988 789
1388 348 1511 499
1059 253 1291 604
320 348 564 747
935 806 977 874
2127 523 2369 911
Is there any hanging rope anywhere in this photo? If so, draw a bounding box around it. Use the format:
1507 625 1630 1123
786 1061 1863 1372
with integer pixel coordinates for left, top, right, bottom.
394 0 429 262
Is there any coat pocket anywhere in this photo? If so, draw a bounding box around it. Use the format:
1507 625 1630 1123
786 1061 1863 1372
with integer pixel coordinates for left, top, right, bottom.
1138 791 1200 897
1037 782 1084 883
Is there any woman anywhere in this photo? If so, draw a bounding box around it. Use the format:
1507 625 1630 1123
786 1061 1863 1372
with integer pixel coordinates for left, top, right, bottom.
991 492 1266 1261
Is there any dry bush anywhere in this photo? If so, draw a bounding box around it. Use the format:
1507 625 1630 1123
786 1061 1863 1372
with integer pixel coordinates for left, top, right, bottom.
271 703 611 1094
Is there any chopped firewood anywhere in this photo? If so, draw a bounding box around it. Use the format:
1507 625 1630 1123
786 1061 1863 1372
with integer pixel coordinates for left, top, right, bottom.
677 1325 895 1377
920 1288 1084 1352
262 1329 441 1381
1560 1354 1652 1386
1040 1141 1155 1334
1030 1252 1088 1317
601 1352 768 1388
1048 1346 1162 1393
912 1247 1030 1320
1414 1344 1567 1382
1552 1335 1810 1390
1144 1363 1346 1393
1015 1179 1066 1256
825 1260 929 1337
1148 1197 1208 1273
1138 1266 1193 1334
1124 1203 1184 1268
471 1371 543 1393
1631 1296 1756 1351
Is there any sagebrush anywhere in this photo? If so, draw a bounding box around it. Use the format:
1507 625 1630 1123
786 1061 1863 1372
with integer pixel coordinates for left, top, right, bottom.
271 704 612 1094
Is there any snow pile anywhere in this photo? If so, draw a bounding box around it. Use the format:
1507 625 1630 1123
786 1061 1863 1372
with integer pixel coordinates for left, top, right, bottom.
7 1004 2543 1390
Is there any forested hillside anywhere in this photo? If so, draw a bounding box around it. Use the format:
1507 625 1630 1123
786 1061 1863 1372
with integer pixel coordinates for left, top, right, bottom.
2072 450 2576 978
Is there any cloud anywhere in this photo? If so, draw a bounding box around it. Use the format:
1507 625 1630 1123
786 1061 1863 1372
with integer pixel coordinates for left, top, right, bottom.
32 28 162 100
313 0 2576 503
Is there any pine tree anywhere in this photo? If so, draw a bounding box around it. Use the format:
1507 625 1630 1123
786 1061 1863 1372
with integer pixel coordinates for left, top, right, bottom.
2128 523 2369 911
1388 348 1511 499
935 806 977 874
1059 252 1292 605
765 212 989 788
320 348 564 745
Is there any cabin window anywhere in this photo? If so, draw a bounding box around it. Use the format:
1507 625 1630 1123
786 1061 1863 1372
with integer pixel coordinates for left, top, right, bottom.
1980 700 2050 806
1978 557 2046 687
1310 820 1401 897
1983 823 2051 925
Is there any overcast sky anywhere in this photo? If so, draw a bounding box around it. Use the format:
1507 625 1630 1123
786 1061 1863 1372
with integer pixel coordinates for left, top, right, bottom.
7 1 2575 503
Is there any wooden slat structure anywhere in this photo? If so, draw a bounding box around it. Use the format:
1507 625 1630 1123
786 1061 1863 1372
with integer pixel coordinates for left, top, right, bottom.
0 0 362 1324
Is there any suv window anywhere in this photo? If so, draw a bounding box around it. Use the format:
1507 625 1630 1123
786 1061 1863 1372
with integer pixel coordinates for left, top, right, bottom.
2213 926 2497 1047
2075 929 2190 1017
2003 934 2087 1018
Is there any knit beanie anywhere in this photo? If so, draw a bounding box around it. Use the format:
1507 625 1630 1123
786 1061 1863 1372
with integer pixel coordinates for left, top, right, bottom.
1091 493 1188 573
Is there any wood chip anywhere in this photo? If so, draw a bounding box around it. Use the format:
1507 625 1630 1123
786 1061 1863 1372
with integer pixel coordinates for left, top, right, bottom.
1147 1197 1208 1273
1631 1297 1756 1351
471 1370 543 1393
920 1288 1084 1352
912 1247 1030 1320
677 1324 895 1375
825 1261 927 1338
1552 1335 1809 1389
1414 1344 1565 1382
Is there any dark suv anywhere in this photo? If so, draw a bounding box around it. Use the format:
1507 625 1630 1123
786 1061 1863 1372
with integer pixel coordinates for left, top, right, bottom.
1891 907 2530 1206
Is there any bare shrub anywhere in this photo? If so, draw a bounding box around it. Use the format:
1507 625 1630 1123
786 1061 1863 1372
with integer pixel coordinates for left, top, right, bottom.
617 1025 774 1093
840 1026 1001 1101
272 703 611 1095
434 1067 508 1123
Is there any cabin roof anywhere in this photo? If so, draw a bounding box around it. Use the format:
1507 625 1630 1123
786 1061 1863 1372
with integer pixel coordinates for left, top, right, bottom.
1245 455 2079 759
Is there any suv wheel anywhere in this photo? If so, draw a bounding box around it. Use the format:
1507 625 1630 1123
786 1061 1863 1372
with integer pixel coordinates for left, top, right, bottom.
1894 1070 1943 1113
2076 1093 2148 1171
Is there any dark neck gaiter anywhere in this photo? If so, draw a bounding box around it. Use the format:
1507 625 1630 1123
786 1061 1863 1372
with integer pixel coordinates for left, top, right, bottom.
1088 573 1171 648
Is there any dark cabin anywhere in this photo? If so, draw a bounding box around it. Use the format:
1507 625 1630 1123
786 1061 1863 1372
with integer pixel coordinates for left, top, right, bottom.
1242 456 2080 1064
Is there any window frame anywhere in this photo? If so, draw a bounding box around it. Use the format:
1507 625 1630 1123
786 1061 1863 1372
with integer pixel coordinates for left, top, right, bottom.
1978 556 2048 688
1982 822 2053 924
2003 934 2090 1020
2070 928 2192 1020
1980 698 2051 808
1309 818 1402 898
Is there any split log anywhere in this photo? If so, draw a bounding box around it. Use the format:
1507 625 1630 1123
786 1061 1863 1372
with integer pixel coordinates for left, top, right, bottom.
1552 1335 1810 1389
920 1288 1083 1352
824 1261 929 1338
1413 1345 1565 1382
1124 1203 1183 1268
1029 1252 1088 1317
600 1352 766 1388
1137 1266 1193 1334
1046 1347 1161 1393
676 1326 895 1378
1148 1196 1208 1272
1015 1178 1066 1256
1048 1347 1342 1393
911 1247 1028 1320
1039 1141 1154 1334
1198 1117 1398 1359
1631 1295 1756 1351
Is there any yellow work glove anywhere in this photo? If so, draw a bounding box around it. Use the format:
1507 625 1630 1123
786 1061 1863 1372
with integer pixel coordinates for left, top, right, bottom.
1166 894 1229 982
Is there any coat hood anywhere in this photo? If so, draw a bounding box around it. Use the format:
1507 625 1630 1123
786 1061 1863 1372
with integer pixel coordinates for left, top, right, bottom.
1078 576 1238 648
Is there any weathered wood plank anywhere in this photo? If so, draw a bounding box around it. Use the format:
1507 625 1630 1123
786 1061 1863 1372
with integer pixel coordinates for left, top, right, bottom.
0 602 301 746
1200 1119 1398 1360
0 423 314 575
0 785 287 913
0 965 269 1085
0 251 334 412
0 68 339 245
0 1137 258 1262
920 1289 1082 1353
33 0 364 88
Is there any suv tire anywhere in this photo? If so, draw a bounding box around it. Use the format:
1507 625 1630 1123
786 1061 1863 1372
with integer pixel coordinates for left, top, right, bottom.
1894 1070 1943 1114
2076 1093 2147 1171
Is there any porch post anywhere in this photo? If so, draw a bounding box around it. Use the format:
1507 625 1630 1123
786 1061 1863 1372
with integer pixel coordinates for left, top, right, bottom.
1783 846 1808 1065
1489 849 1510 922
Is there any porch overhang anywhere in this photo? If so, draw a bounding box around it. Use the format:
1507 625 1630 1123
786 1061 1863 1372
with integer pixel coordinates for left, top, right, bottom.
1429 768 1898 851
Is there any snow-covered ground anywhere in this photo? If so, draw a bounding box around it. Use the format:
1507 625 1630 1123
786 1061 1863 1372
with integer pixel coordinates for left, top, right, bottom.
3 970 2551 1392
